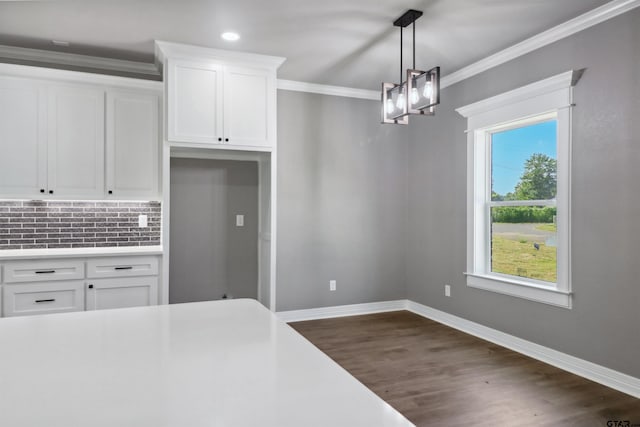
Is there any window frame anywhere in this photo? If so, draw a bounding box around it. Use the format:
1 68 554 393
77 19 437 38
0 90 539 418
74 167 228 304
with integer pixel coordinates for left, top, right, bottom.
456 71 578 308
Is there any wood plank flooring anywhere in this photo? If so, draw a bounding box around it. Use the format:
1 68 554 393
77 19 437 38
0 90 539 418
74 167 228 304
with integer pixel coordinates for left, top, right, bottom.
290 311 640 427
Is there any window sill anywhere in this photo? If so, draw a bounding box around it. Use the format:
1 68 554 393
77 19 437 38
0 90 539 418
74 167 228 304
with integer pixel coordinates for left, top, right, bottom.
465 273 572 308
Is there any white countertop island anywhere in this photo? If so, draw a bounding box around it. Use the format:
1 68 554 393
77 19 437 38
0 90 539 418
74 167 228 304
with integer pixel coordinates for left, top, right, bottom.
0 299 413 427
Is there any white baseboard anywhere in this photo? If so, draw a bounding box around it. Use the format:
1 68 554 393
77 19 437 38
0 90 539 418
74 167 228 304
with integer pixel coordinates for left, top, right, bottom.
276 300 407 323
406 300 640 399
278 299 640 399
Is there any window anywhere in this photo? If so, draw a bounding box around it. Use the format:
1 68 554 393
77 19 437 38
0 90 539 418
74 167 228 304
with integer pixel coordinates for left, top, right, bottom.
457 71 580 308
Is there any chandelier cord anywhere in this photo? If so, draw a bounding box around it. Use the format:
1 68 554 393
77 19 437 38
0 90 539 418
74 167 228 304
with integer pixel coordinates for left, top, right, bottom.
399 27 403 84
413 21 416 70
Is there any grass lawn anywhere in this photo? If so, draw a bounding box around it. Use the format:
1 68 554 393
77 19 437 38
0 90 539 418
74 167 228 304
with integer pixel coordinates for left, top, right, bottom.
535 223 557 232
491 235 557 283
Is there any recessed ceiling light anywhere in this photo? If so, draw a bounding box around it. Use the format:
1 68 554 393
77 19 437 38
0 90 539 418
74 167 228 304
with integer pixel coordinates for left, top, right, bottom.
221 32 240 42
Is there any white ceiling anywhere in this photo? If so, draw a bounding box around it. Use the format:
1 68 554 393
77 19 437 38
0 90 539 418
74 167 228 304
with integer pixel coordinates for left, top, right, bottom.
0 0 612 89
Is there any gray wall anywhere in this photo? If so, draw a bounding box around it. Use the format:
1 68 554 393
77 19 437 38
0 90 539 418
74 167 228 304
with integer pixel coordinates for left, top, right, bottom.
276 91 409 311
406 9 640 378
274 9 640 378
170 158 258 303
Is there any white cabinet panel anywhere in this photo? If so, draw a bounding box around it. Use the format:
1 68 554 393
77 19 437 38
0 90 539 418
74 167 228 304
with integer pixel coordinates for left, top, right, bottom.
106 91 159 199
3 281 85 317
86 256 158 278
47 86 105 198
0 77 47 197
86 276 158 310
224 67 272 148
4 260 85 283
168 60 223 144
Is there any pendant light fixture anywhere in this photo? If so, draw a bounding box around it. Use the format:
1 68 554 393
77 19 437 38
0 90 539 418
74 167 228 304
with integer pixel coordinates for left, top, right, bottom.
382 9 440 125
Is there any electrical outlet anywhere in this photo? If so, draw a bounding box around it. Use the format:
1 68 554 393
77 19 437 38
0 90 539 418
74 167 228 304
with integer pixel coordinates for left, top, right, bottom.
445 284 451 297
329 280 337 291
236 215 244 227
138 214 148 228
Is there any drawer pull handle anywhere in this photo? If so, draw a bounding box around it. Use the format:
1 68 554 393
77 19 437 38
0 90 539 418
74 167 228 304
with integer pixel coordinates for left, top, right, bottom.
35 299 56 303
35 270 56 274
114 266 133 270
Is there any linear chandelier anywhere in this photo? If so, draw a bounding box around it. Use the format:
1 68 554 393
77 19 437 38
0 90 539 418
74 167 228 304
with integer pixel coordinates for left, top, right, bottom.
382 9 440 125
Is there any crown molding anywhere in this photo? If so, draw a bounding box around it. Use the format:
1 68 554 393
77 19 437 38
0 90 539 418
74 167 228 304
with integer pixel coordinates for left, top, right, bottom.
0 44 160 79
277 79 379 100
0 62 162 91
0 0 635 98
155 40 286 70
441 0 640 89
279 0 639 100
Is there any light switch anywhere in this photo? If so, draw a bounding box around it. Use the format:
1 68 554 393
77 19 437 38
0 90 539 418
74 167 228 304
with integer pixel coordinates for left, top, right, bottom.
236 215 244 227
138 214 148 228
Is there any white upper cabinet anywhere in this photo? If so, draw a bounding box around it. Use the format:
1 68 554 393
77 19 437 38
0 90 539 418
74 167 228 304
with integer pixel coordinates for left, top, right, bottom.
0 67 162 201
224 66 273 148
0 77 47 197
157 41 285 151
47 85 105 198
106 90 160 199
168 60 223 144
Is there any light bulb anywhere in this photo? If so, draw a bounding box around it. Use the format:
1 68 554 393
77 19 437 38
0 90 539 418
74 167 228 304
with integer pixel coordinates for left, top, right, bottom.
396 92 405 109
410 87 419 105
386 98 395 114
423 81 433 100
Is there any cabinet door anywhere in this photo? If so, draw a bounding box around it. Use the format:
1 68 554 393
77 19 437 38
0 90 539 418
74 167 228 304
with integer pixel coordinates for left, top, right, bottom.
47 86 105 198
106 91 159 199
86 277 158 311
168 59 223 144
223 66 273 148
0 77 47 197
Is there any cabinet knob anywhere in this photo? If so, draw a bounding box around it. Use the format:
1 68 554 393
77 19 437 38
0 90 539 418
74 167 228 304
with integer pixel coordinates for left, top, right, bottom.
49 190 54 194
40 189 45 193
108 190 113 195
225 138 229 142
88 284 94 289
218 137 222 142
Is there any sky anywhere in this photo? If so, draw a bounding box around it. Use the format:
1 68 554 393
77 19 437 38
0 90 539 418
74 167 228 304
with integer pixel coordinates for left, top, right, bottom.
491 120 557 196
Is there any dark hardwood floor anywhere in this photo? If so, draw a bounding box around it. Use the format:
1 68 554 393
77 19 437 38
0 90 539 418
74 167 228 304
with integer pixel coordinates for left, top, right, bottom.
290 311 640 427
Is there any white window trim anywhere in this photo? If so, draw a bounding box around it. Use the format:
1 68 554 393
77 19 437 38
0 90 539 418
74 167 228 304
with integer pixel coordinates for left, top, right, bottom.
456 70 580 309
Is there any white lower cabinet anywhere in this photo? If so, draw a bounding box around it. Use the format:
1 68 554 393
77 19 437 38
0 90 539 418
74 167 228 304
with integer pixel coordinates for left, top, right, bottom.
0 255 161 318
86 277 158 311
3 281 85 317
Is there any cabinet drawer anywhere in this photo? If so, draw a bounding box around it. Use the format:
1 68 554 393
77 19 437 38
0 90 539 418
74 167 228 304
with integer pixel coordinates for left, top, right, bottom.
3 260 85 283
86 256 158 278
3 281 85 317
